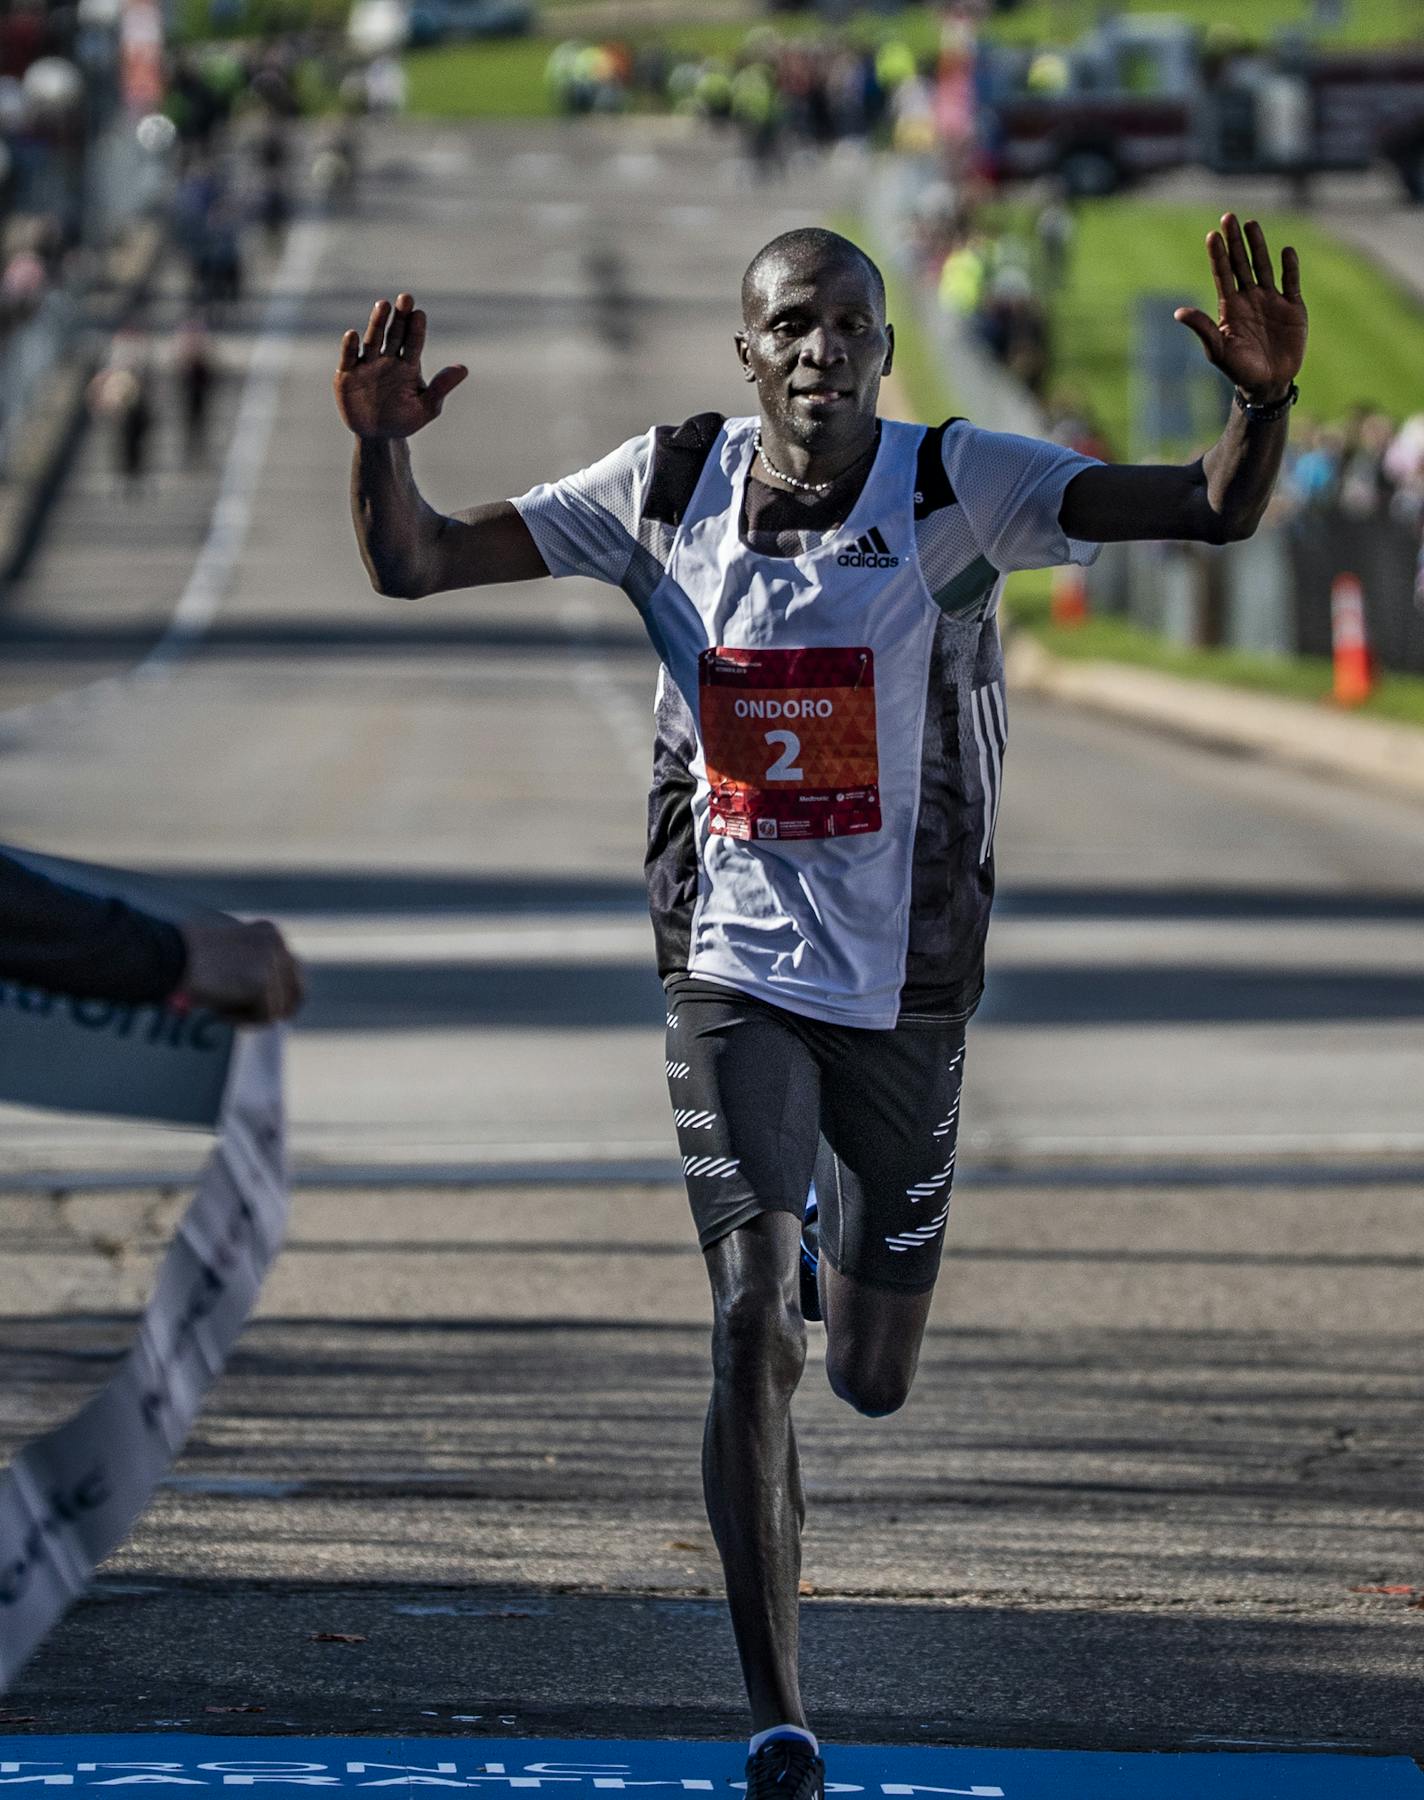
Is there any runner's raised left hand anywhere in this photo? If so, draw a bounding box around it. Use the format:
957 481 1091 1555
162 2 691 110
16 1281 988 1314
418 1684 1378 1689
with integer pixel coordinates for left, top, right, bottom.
1173 213 1306 401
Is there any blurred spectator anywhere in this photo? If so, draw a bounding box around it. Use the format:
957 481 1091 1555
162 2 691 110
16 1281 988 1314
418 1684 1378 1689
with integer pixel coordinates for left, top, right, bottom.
167 52 227 152
1286 423 1343 509
1381 414 1424 524
731 60 782 181
1337 407 1396 520
546 39 627 116
890 65 937 155
197 187 244 305
1034 197 1074 292
312 112 360 207
172 314 219 466
365 53 406 114
695 58 733 125
979 261 1049 394
253 117 294 251
544 25 914 157
937 231 988 314
88 330 158 495
0 213 58 331
1275 409 1424 553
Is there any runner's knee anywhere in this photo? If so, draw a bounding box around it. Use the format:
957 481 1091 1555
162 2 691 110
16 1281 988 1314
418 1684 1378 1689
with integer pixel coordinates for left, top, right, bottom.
711 1279 806 1397
825 1350 914 1418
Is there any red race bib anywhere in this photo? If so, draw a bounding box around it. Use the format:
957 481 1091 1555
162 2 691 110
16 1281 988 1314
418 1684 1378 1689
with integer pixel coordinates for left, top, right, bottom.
699 646 881 841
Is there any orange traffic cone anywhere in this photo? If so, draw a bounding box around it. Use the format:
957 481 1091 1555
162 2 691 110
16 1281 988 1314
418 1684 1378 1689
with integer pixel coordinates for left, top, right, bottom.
1051 562 1089 626
1330 573 1373 707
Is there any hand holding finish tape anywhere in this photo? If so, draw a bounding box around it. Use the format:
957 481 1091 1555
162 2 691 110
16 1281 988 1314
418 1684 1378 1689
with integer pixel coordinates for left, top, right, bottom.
0 848 303 1690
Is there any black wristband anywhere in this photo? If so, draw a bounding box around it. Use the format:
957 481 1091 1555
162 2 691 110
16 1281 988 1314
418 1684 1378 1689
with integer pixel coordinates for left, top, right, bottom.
1233 381 1298 423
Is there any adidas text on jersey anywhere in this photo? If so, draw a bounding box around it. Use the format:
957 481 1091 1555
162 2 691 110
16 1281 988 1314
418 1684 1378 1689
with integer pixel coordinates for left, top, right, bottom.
837 525 898 569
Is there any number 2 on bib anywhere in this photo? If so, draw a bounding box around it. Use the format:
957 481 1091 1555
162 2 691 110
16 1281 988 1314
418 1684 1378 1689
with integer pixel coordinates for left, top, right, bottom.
763 730 804 782
698 646 881 842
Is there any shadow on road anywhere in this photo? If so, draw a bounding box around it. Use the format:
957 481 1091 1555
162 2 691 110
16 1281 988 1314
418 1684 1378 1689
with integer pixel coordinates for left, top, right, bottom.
0 1316 1420 1750
997 887 1424 922
0 619 653 660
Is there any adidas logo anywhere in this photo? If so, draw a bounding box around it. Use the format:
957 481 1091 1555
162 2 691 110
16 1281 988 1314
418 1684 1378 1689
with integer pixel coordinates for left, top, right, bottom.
837 526 899 568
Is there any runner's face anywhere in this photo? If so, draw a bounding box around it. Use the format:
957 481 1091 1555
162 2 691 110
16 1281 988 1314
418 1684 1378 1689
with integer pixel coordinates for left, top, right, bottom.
737 259 892 453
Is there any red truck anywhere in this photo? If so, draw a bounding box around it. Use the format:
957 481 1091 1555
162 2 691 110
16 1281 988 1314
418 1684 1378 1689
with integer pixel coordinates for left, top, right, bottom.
983 16 1424 201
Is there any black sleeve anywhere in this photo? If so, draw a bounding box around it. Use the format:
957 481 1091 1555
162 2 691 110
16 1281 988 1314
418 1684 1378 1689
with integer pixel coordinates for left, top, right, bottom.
0 851 188 1003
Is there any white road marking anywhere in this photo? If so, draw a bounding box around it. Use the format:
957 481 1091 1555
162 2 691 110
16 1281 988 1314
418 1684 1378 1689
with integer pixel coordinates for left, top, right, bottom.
0 214 328 729
417 146 473 177
665 205 715 232
280 912 654 964
987 918 1424 971
533 200 590 232
266 911 1421 972
136 217 327 679
608 150 659 185
509 150 568 178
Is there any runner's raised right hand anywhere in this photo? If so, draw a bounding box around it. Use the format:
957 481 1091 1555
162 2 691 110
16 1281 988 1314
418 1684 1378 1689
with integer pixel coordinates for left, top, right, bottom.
334 292 468 441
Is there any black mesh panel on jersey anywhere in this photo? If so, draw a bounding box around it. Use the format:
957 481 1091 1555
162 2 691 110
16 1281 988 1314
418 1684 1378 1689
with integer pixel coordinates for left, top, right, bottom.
913 419 960 520
645 675 701 979
642 412 725 525
640 416 724 978
898 612 994 1022
640 414 720 979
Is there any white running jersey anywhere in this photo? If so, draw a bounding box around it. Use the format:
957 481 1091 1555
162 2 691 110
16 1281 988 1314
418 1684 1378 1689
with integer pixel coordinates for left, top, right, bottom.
514 414 1100 1028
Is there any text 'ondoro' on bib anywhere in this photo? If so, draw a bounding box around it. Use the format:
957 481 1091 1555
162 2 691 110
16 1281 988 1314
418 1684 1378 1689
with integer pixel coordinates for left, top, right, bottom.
699 645 881 842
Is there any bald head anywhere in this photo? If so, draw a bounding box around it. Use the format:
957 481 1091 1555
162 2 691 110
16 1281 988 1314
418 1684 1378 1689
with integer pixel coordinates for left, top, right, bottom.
741 228 886 324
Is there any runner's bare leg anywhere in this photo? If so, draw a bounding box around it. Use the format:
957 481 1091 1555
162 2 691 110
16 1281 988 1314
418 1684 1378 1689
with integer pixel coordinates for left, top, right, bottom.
702 1211 809 1730
820 1266 936 1417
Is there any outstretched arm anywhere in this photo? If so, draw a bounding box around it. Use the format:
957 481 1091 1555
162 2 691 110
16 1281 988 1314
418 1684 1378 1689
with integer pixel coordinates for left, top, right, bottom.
0 851 303 1022
336 293 548 597
1058 214 1307 546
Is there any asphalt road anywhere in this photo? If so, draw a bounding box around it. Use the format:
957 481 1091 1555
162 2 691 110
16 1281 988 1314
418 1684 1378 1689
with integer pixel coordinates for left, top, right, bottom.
0 121 1421 1756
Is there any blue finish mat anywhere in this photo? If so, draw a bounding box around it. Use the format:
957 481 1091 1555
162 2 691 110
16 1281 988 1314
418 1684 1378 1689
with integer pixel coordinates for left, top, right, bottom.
0 1739 1419 1799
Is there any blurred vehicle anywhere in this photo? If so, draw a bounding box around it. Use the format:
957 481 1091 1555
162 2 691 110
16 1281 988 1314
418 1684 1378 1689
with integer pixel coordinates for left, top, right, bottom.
984 15 1424 200
405 0 532 47
346 0 530 54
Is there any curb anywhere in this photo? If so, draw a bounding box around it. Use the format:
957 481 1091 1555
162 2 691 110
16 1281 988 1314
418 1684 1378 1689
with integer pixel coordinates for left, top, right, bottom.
1005 628 1424 801
0 216 169 591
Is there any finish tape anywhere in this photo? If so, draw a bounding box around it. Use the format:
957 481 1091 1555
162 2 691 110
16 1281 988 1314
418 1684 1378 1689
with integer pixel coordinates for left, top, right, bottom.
0 856 289 1692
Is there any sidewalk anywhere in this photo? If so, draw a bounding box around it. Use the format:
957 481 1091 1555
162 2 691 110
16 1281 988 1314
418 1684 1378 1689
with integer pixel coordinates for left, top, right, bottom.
1006 630 1424 802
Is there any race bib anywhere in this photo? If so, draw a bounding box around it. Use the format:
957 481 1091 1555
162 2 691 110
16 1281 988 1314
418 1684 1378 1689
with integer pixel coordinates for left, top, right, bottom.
699 645 880 841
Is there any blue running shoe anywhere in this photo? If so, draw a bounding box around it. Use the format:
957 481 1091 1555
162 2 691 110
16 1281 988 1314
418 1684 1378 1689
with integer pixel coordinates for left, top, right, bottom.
799 1183 822 1323
745 1737 824 1800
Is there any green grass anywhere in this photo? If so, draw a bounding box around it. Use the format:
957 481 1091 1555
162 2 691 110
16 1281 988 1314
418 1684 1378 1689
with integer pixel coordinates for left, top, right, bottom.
1004 573 1424 725
404 36 557 115
982 0 1418 49
993 198 1424 456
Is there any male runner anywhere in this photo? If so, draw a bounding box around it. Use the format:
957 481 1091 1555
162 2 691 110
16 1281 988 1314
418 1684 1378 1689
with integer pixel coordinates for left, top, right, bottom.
334 214 1305 1793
